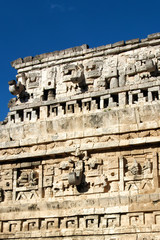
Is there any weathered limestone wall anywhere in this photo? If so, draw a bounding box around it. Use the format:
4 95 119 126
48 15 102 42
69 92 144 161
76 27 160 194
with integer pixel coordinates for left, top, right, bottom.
1 33 160 239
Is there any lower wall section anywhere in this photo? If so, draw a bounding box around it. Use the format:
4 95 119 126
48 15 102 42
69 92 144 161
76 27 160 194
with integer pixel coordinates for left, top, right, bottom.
0 131 160 240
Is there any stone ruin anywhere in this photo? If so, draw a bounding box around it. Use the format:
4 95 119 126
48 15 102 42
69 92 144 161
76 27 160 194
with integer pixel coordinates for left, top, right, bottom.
1 33 160 240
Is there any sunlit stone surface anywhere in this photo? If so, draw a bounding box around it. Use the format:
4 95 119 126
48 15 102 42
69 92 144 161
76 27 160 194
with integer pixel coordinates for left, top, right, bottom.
1 33 160 239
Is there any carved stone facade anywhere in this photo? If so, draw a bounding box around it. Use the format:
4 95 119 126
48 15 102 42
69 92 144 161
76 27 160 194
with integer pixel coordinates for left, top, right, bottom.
1 33 160 239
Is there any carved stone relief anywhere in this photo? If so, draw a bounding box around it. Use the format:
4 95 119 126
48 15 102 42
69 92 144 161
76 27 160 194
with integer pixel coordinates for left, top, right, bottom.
123 155 155 192
25 70 41 89
0 150 158 202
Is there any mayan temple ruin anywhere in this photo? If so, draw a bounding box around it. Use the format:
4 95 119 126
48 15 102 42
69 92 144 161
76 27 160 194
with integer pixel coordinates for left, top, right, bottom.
1 32 160 240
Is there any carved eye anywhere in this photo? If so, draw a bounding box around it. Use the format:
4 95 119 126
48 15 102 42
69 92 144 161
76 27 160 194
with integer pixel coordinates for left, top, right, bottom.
111 172 115 176
48 82 51 86
68 70 72 75
6 182 10 187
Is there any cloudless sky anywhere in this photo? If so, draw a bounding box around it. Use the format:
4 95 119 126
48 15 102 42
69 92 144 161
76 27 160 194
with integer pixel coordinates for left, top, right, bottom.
0 0 160 121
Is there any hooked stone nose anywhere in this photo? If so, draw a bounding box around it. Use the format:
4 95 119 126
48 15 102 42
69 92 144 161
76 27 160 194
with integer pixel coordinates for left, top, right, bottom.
8 80 18 95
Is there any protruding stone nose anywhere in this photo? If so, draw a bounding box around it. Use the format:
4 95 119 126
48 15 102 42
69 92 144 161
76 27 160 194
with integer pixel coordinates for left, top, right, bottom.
68 171 82 186
8 80 25 96
8 80 18 95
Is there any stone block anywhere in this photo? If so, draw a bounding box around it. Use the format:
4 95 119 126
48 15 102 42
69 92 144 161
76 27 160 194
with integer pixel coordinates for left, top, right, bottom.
125 38 140 45
148 32 160 39
112 40 125 47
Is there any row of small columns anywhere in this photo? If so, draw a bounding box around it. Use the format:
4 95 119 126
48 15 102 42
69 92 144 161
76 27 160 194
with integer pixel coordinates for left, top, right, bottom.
7 86 160 123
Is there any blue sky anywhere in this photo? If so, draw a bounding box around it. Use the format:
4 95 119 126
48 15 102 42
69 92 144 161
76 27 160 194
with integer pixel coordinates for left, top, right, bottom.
0 0 160 121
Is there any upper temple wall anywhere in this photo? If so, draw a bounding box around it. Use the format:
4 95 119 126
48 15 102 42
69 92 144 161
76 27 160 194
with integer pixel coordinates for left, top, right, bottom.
0 32 159 148
8 32 160 110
